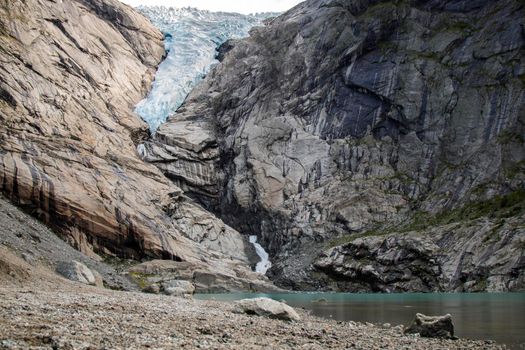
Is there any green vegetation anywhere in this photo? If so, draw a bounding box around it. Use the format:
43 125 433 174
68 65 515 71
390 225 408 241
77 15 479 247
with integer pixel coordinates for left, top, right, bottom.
475 277 488 291
446 21 474 33
404 189 525 232
327 229 391 248
102 255 139 273
361 1 400 20
504 161 525 179
497 131 525 145
328 189 525 248
482 220 504 243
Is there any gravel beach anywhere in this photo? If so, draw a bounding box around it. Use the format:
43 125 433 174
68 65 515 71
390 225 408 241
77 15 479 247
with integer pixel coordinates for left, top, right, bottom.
0 283 505 350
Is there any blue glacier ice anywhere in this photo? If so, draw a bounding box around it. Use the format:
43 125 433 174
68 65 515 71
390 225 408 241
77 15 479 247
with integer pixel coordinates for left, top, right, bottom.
135 6 274 132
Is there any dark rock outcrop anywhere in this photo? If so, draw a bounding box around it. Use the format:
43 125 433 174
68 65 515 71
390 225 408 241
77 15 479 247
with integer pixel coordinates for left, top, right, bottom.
144 0 525 291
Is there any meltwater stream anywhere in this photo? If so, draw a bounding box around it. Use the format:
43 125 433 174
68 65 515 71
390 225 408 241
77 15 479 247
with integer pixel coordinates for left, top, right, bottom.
135 6 273 131
249 236 272 274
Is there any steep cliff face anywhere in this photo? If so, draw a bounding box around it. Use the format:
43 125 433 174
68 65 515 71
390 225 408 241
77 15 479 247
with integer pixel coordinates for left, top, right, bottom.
0 0 275 291
144 0 525 291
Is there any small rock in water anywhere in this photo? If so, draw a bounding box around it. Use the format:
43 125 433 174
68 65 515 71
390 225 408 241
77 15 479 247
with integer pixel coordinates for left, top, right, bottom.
404 313 454 338
235 297 301 322
312 298 327 303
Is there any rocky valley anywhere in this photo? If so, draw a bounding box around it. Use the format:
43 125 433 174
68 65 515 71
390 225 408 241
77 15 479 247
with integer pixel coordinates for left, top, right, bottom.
0 0 524 310
1 0 524 348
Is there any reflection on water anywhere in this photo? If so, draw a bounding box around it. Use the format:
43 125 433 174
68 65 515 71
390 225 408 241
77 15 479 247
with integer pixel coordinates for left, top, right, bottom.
195 293 525 349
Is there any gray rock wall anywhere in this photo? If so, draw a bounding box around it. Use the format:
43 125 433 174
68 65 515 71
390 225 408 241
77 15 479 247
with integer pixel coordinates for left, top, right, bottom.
146 0 525 291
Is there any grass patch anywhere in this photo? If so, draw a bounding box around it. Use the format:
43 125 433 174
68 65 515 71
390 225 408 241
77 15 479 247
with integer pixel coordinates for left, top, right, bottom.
504 161 525 179
102 255 139 273
497 131 525 145
404 189 525 232
327 189 525 248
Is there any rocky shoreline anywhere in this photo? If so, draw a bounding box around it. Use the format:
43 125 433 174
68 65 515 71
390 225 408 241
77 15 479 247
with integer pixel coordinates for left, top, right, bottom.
0 285 505 350
0 201 509 349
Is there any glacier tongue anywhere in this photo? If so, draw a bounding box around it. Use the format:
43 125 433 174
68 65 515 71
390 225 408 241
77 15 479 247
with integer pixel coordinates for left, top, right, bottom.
135 6 273 132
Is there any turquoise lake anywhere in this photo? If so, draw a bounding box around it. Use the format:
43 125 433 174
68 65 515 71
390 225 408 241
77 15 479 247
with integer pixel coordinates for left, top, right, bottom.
195 293 525 349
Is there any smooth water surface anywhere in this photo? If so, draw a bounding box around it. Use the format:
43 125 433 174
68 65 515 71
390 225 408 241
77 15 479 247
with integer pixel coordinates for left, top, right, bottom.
195 292 525 349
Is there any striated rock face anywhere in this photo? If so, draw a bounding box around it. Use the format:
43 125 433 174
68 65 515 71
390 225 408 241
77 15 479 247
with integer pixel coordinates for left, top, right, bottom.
0 0 275 291
144 0 525 291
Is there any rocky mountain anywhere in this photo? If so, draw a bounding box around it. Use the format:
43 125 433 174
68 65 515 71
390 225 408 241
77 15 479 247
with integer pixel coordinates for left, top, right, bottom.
142 0 525 292
1 0 523 293
0 0 276 292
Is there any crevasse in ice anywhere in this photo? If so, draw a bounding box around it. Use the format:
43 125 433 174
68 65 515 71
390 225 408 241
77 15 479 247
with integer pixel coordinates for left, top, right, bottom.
135 6 273 132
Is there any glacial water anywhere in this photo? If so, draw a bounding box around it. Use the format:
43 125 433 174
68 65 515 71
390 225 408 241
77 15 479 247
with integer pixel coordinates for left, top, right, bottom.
134 6 273 131
195 292 525 349
249 235 272 274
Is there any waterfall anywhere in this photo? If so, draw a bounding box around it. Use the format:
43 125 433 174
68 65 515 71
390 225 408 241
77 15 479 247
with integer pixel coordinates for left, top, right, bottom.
249 235 272 274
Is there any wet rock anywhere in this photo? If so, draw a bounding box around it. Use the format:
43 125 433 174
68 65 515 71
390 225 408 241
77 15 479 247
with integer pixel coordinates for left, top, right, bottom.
235 297 301 322
404 313 455 339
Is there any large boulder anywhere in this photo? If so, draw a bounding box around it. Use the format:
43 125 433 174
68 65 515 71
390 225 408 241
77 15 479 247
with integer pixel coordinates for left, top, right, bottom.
128 260 282 293
235 297 301 322
162 280 195 296
404 313 455 339
56 261 102 287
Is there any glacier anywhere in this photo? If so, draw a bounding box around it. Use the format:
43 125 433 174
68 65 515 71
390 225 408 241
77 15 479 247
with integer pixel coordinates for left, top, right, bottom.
135 6 273 132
